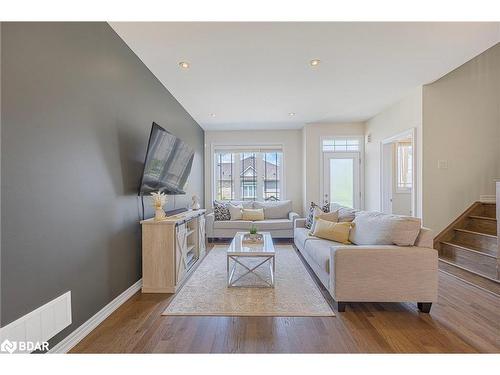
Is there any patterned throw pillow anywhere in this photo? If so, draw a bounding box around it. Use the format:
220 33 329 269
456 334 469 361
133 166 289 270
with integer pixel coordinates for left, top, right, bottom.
213 201 231 221
305 202 330 229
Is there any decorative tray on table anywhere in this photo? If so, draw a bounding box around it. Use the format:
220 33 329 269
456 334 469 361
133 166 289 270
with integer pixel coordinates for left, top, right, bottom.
242 233 264 244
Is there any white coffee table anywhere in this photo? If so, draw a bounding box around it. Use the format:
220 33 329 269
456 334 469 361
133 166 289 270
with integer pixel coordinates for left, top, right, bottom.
227 232 275 288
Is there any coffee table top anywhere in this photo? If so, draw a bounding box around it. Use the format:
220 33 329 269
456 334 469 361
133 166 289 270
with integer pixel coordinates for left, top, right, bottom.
227 232 275 256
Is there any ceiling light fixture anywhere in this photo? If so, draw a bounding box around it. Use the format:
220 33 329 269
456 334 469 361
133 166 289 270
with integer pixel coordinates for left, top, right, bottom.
310 59 320 67
209 113 216 117
289 112 296 116
179 61 190 69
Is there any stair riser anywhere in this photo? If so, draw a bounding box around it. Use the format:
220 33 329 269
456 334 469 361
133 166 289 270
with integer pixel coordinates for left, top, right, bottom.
465 218 497 236
453 230 497 253
480 204 497 218
440 243 498 280
438 260 500 296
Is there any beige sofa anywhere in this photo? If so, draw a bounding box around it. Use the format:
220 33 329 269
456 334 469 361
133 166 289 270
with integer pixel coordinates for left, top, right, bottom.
206 200 299 240
294 205 438 313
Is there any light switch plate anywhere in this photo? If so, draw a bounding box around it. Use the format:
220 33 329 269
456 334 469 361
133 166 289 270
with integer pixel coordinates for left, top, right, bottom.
438 160 448 169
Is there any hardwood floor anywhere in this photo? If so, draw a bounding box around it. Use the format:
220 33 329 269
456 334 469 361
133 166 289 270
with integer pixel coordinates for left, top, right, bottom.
71 243 500 354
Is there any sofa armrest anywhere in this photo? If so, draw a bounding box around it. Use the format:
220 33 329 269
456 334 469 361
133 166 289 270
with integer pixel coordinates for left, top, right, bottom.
415 227 434 248
288 211 299 222
329 245 438 302
294 218 306 229
206 212 215 238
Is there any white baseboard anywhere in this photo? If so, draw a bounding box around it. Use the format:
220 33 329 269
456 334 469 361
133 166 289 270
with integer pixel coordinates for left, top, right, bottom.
49 279 142 353
479 195 496 203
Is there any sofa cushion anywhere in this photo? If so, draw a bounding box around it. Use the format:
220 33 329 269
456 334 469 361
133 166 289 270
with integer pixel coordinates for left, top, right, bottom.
294 227 312 249
228 203 243 220
312 219 353 244
305 202 329 229
229 200 254 209
310 210 339 233
330 203 358 222
213 201 230 221
241 208 265 221
213 220 253 230
304 239 334 274
253 200 292 219
253 219 293 231
349 211 422 246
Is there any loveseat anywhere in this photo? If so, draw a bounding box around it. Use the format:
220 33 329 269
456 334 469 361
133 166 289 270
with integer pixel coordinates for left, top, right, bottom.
206 200 299 240
294 204 438 313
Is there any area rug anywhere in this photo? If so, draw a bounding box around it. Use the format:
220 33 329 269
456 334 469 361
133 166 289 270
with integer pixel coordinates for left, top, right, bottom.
162 245 335 317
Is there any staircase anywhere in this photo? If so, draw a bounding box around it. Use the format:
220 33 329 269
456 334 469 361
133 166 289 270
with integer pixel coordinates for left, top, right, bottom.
434 201 499 296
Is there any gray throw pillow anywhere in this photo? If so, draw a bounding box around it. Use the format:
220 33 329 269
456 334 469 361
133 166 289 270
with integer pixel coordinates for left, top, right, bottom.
254 200 292 219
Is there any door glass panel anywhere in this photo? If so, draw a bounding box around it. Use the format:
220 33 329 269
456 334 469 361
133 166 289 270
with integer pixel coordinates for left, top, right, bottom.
329 158 354 208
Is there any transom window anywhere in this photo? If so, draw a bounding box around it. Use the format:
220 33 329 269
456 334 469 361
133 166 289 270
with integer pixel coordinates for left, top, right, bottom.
214 149 282 202
322 138 360 152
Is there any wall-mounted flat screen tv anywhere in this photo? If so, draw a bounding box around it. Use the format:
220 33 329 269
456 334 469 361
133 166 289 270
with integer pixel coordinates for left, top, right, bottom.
138 122 194 195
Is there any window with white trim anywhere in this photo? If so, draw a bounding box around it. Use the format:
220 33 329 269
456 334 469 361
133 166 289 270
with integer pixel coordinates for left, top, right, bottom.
396 141 413 191
214 148 283 202
322 138 360 152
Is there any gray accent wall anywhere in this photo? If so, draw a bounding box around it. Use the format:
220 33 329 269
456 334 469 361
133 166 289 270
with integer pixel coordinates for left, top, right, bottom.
0 23 204 346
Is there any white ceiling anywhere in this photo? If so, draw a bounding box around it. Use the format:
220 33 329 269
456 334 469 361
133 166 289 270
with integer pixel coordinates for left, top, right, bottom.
110 22 500 131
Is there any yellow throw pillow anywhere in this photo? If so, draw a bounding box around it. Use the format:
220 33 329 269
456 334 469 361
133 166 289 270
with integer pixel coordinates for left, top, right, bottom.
312 218 353 244
241 208 265 221
310 210 339 234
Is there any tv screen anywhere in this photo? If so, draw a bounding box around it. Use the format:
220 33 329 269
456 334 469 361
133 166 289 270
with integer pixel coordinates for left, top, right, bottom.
138 122 194 195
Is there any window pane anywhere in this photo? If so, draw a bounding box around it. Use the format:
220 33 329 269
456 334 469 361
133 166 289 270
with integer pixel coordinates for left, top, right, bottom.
215 152 234 200
263 152 281 201
323 138 359 152
330 158 354 208
241 152 257 200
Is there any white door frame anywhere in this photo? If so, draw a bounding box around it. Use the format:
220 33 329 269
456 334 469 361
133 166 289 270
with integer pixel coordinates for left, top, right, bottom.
319 135 364 209
380 128 417 216
323 152 361 209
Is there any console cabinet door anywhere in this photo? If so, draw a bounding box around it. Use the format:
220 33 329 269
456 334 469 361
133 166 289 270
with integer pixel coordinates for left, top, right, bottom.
175 223 188 282
198 215 206 258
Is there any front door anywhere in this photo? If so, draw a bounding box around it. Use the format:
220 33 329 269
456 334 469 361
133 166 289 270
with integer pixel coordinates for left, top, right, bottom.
323 152 360 208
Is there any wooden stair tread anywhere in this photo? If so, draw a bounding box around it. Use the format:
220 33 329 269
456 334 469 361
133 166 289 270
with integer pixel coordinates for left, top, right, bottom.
453 228 497 239
468 215 497 222
440 241 496 258
438 260 500 297
438 257 499 283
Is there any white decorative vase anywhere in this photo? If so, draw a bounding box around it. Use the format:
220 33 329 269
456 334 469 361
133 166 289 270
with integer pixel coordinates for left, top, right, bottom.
191 195 201 210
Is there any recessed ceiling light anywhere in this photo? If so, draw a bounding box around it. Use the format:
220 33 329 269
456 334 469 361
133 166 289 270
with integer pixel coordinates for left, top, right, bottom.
209 113 216 117
289 112 296 116
310 59 320 67
179 61 190 69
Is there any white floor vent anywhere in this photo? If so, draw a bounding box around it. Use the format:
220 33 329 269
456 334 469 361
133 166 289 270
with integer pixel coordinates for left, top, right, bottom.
0 291 72 354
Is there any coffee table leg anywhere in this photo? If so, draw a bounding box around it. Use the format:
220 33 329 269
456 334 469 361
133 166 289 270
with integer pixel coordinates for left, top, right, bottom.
270 256 275 287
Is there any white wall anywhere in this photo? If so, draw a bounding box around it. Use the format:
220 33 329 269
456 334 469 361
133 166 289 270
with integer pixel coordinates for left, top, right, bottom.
303 122 365 213
422 43 500 234
204 129 304 214
364 87 423 217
